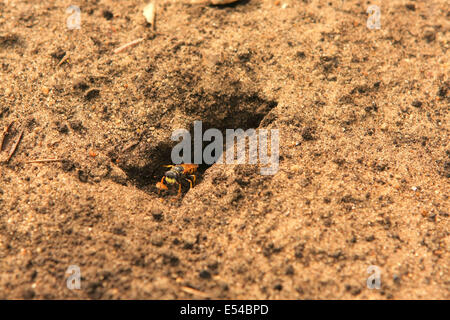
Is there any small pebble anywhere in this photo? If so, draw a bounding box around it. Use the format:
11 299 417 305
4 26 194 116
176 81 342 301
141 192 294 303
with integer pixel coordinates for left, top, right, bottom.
85 88 100 100
437 86 447 97
405 4 415 11
411 100 422 108
41 87 49 96
151 208 163 221
78 170 88 183
423 28 436 42
102 10 113 20
199 270 211 279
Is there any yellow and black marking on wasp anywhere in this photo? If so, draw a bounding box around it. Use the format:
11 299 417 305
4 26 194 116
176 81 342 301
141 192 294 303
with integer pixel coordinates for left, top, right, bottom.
156 163 199 198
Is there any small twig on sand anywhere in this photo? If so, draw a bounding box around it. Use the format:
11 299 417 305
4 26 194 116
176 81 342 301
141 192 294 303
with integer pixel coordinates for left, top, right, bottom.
181 286 210 298
121 140 140 153
57 53 69 66
25 158 64 164
6 128 23 163
1 121 14 151
114 38 144 54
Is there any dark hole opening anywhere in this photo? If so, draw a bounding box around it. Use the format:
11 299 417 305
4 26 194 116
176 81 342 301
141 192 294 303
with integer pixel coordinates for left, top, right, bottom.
119 94 278 198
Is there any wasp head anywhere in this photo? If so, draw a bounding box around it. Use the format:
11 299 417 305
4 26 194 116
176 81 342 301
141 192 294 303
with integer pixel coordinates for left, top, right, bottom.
164 171 178 185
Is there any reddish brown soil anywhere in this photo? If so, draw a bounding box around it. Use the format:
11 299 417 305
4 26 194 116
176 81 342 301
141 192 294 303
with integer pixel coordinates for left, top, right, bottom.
0 0 448 299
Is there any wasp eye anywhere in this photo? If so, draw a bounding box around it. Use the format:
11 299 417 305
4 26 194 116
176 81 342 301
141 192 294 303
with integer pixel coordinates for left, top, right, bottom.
173 165 184 173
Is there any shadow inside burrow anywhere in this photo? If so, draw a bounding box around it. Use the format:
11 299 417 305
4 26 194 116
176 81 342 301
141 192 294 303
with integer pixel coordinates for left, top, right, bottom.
116 94 278 199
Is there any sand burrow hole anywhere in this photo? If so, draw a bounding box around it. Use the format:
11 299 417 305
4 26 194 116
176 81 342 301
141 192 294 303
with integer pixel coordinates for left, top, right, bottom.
110 69 278 196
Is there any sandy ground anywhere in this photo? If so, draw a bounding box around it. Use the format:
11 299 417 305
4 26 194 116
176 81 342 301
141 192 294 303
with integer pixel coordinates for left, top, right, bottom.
0 0 448 299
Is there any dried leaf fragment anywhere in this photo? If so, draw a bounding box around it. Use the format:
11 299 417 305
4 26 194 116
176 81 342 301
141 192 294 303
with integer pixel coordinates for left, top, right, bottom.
187 0 241 5
143 2 156 30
